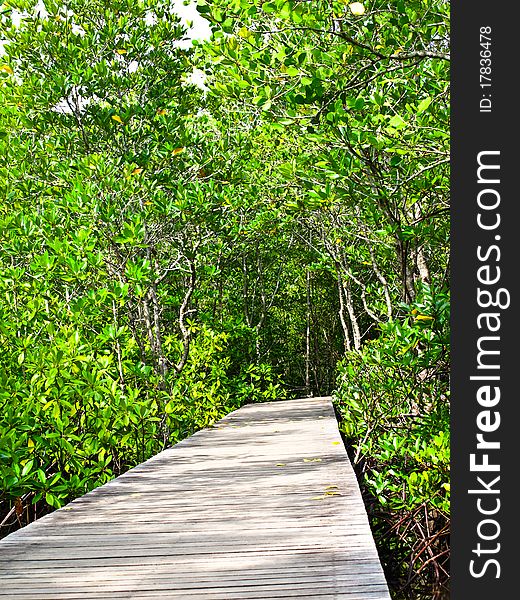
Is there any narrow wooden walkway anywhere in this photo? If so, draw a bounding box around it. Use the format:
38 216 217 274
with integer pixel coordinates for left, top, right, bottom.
0 397 391 599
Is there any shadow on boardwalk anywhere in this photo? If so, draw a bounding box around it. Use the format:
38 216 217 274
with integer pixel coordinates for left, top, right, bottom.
0 397 391 599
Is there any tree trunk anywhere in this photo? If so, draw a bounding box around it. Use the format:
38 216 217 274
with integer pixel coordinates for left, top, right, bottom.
336 268 352 352
416 245 431 285
305 269 311 396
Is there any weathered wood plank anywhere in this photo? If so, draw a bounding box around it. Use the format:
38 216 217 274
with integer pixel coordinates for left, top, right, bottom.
0 397 391 598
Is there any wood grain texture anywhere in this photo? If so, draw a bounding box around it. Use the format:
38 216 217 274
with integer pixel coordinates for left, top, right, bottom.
0 397 391 599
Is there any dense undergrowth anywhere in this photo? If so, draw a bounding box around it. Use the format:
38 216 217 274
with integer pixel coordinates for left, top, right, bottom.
0 318 283 534
334 285 450 596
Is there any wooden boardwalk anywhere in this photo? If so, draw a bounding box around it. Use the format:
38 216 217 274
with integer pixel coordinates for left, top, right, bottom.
0 397 391 599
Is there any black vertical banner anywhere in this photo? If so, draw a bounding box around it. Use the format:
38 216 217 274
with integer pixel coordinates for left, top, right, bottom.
451 2 516 598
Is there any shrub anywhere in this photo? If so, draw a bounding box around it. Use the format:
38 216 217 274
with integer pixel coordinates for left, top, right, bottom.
333 285 450 595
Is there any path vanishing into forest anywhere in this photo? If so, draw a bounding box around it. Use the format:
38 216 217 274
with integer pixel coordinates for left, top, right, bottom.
0 397 390 599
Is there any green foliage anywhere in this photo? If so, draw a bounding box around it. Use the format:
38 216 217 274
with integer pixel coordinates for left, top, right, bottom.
334 285 450 590
0 314 281 510
2 3 450 596
165 324 286 439
0 0 287 530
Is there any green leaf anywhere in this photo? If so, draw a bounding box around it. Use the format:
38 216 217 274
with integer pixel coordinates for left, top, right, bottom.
21 459 34 477
417 97 432 113
388 115 407 129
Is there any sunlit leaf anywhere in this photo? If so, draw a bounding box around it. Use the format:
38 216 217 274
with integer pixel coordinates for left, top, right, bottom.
349 3 366 16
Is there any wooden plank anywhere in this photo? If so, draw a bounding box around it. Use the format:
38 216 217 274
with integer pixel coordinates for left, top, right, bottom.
0 397 391 599
0 564 383 582
0 548 383 566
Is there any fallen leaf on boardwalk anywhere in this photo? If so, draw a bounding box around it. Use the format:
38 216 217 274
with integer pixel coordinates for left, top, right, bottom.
276 463 286 467
332 441 341 445
325 491 341 496
311 496 325 501
325 485 339 490
303 458 322 462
